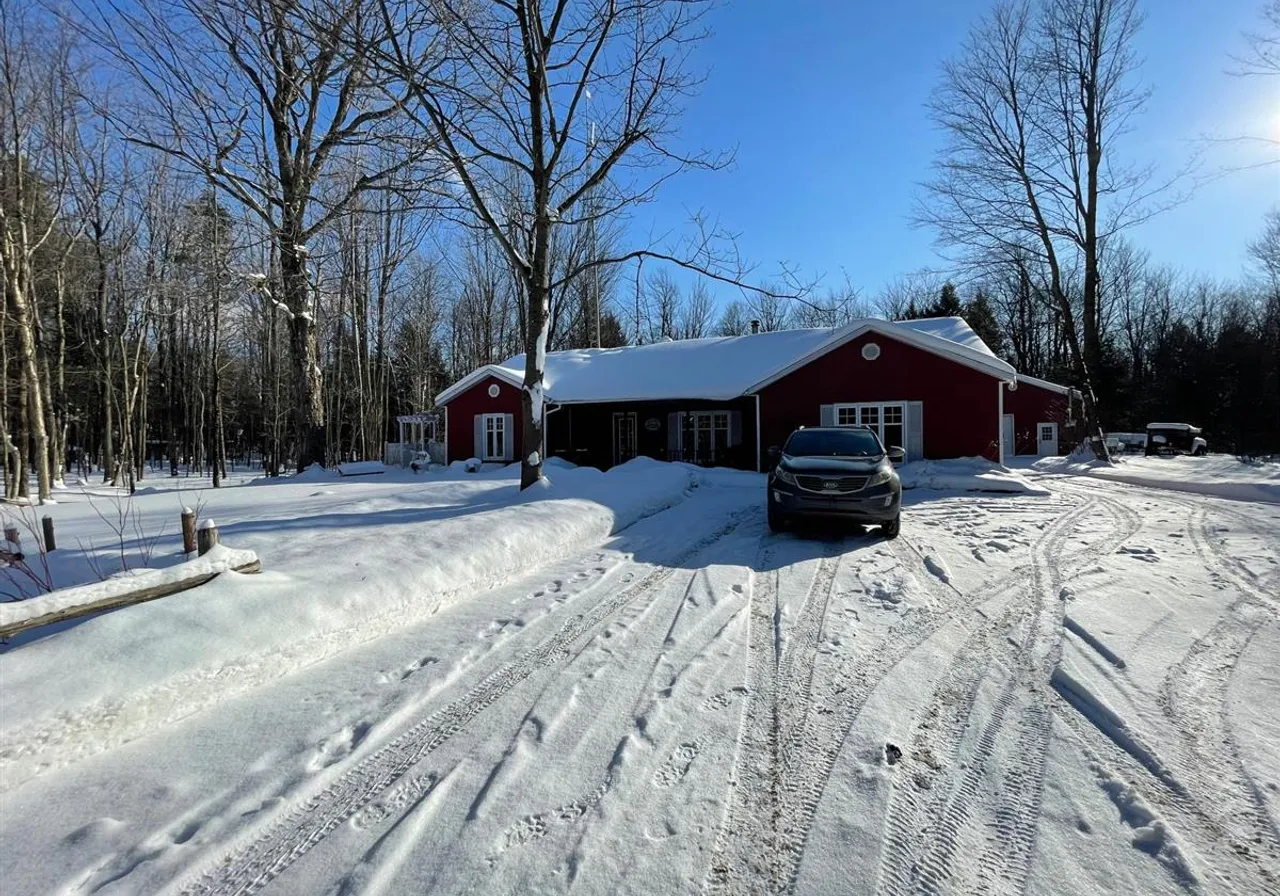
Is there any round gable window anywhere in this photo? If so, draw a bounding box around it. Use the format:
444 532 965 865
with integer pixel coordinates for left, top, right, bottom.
488 384 501 398
861 342 881 361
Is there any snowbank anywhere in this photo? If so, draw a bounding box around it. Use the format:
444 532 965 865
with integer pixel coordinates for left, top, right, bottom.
0 545 258 633
0 462 695 790
1033 454 1280 504
335 461 386 477
898 458 1050 495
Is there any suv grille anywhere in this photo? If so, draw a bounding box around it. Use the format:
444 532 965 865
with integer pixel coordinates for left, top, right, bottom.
796 474 869 494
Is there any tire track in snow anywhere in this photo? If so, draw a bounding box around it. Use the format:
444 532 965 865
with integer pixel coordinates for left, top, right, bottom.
177 514 749 896
873 491 1117 896
1043 480 1280 891
706 539 847 894
1151 502 1280 878
705 540 789 894
711 492 1103 895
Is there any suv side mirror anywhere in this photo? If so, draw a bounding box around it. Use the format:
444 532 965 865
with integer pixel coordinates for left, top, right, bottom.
766 445 781 465
887 446 906 464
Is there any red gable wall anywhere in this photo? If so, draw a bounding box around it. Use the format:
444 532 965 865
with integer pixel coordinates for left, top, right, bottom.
444 375 523 463
1003 380 1072 455
757 331 1003 461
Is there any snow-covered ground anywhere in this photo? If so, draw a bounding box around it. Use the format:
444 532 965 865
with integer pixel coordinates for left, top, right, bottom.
1 460 1277 895
1031 453 1280 505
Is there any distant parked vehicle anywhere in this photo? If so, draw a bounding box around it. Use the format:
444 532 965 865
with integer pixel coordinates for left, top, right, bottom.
1145 423 1207 457
1105 432 1146 455
766 426 903 537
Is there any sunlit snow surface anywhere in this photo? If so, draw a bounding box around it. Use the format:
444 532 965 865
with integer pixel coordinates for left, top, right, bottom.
1 458 1277 895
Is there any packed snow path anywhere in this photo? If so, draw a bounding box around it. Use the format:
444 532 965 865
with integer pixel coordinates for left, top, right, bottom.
1 475 1278 895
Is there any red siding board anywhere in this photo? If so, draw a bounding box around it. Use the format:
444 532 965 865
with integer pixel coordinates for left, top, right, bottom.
758 332 1002 462
444 375 523 463
1003 381 1072 455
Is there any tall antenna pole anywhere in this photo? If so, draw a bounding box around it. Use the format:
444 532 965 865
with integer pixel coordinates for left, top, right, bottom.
587 118 601 348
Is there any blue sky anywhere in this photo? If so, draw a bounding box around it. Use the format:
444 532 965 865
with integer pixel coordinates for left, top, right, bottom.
637 0 1280 300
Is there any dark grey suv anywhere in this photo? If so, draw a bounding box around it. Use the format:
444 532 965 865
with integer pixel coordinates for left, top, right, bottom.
766 426 903 537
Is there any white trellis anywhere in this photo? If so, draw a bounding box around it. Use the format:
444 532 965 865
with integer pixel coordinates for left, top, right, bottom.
385 414 443 467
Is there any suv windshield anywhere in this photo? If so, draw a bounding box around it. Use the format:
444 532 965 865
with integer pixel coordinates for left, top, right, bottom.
785 428 883 458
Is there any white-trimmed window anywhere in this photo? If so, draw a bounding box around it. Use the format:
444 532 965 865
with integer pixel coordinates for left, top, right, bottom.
482 414 506 460
682 411 730 462
834 402 906 453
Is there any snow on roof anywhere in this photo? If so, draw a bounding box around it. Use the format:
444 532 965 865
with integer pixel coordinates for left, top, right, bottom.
894 316 997 358
436 317 1016 406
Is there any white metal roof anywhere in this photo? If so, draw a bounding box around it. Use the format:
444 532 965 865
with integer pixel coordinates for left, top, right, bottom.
1014 373 1074 395
436 316 1017 406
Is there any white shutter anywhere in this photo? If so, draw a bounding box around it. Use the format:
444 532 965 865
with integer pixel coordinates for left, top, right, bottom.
819 404 835 426
502 413 515 461
907 401 924 461
667 412 681 459
728 411 743 447
473 415 484 460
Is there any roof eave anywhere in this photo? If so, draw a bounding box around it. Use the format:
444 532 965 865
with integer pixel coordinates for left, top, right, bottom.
743 319 1014 393
434 365 525 406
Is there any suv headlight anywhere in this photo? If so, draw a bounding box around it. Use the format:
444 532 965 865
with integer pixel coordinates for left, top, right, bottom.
775 467 797 486
866 466 895 487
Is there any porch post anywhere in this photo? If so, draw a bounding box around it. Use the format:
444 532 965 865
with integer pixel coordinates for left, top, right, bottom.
754 394 762 472
997 381 1005 465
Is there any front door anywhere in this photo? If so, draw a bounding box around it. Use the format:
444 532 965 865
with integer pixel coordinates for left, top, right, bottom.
1037 422 1059 456
613 412 637 466
1002 414 1015 461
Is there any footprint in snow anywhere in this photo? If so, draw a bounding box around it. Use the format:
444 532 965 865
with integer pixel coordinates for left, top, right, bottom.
306 722 371 772
1118 546 1160 562
652 742 701 787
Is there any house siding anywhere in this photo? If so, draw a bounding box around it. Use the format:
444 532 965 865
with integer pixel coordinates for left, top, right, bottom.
757 331 1003 463
1003 380 1074 455
444 375 523 463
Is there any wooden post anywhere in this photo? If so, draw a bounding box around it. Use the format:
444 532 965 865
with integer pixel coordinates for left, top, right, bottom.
3 526 19 549
181 509 197 555
196 518 219 556
41 515 56 552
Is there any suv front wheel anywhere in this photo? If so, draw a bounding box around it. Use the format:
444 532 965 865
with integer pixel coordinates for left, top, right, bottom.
767 503 787 533
882 515 900 539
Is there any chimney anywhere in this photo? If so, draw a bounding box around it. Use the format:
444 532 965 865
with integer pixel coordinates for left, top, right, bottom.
750 319 761 334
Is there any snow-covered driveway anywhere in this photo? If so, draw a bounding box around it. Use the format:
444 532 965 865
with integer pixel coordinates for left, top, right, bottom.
2 473 1277 895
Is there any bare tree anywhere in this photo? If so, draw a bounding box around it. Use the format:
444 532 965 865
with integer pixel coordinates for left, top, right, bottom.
875 269 947 320
645 268 681 341
83 0 419 471
793 276 867 328
680 280 714 338
376 0 809 488
1249 209 1280 293
0 4 83 503
919 0 1172 457
1236 0 1280 77
715 299 750 337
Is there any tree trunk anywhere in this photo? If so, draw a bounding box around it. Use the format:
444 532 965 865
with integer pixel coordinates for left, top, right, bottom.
280 234 324 471
8 279 51 502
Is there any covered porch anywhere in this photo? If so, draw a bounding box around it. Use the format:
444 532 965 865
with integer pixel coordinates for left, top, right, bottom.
546 397 759 471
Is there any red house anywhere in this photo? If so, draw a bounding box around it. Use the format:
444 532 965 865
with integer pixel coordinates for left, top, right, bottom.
435 317 1079 471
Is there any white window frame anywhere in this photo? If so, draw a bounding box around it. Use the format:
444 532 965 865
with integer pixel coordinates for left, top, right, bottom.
685 411 730 462
481 413 506 461
833 402 908 456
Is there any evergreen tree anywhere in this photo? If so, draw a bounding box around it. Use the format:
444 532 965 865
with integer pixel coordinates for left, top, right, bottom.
934 282 963 316
963 291 1005 357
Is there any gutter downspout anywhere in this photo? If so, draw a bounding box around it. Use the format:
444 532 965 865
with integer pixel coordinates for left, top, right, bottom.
546 402 566 463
